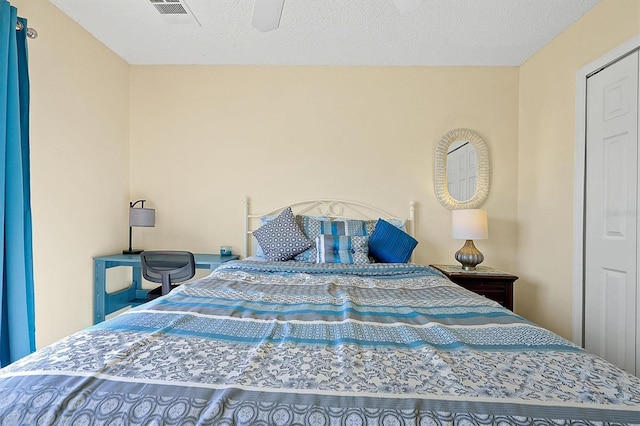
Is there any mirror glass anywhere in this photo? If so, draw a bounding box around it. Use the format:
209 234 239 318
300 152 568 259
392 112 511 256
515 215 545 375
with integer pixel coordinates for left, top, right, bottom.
434 129 489 210
446 140 477 202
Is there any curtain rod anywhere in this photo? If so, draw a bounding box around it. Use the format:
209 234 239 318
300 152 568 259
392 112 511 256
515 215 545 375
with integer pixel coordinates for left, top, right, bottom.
15 20 37 39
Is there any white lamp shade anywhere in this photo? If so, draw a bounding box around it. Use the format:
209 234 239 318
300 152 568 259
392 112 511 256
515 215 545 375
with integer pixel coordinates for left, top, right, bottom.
452 209 488 240
129 208 155 227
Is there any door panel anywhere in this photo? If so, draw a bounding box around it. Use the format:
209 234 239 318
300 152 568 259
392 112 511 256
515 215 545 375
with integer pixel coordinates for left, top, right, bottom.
603 133 631 239
601 267 630 369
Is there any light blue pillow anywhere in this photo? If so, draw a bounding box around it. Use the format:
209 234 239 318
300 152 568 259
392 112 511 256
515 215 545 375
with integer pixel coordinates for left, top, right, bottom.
316 235 370 264
368 218 418 263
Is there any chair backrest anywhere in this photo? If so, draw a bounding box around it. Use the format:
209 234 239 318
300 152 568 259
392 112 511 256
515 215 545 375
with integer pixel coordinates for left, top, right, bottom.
140 251 196 296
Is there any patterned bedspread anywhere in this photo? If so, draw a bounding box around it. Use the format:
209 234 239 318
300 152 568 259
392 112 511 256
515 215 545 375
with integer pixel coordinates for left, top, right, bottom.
0 260 639 425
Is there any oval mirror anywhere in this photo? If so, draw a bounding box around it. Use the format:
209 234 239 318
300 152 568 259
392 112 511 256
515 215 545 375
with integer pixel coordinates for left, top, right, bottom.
434 128 489 210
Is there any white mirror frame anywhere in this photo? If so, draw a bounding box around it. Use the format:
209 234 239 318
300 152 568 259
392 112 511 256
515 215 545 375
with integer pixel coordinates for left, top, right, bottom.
434 128 490 210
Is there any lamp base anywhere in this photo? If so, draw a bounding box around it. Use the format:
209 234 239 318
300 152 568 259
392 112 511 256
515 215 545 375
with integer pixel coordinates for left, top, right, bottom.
123 249 144 255
455 240 484 271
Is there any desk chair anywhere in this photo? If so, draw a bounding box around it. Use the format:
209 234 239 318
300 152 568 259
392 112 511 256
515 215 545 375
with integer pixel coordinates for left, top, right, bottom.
141 251 196 300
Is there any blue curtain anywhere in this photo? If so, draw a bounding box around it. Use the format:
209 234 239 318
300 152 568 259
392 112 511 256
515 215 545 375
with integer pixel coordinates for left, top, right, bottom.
0 0 35 367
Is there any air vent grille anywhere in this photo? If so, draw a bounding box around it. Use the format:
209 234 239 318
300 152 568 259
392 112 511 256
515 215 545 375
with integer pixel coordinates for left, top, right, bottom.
153 4 187 15
148 0 200 25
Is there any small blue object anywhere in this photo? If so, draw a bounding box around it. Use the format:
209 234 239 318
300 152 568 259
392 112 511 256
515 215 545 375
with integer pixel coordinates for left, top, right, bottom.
220 246 233 256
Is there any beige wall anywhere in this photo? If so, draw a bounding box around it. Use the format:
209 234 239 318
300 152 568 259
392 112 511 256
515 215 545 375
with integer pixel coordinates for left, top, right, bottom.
517 0 640 338
13 0 130 347
18 0 637 348
16 0 520 348
129 66 519 275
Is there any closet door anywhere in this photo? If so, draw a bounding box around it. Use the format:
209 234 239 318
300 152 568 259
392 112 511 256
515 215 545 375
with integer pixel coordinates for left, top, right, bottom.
584 50 639 375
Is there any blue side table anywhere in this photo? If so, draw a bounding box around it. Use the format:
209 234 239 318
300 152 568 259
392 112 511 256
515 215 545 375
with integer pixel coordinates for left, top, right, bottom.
93 253 238 324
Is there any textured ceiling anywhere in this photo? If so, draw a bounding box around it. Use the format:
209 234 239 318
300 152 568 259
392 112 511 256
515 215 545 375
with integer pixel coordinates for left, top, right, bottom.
49 0 601 66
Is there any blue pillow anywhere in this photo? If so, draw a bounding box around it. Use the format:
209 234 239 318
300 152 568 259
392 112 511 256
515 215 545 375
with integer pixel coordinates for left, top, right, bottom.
316 235 370 264
368 218 418 263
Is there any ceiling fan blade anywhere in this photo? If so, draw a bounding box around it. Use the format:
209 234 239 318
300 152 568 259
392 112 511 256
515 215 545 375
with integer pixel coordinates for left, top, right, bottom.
392 0 424 13
251 0 285 32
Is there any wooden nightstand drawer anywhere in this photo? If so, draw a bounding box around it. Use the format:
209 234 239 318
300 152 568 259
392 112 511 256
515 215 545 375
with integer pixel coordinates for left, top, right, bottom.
429 264 518 311
460 282 508 305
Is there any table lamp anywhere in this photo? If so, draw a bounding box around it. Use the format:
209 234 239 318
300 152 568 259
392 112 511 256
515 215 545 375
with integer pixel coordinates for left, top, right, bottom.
452 209 488 271
123 199 155 255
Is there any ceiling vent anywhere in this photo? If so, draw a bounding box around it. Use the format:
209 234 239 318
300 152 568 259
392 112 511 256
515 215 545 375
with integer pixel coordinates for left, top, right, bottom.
149 0 200 25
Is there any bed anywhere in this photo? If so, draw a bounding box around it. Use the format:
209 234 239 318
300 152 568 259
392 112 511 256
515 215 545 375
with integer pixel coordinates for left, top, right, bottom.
0 199 639 425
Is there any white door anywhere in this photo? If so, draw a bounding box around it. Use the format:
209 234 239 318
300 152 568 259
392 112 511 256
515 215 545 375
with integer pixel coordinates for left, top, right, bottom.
584 50 639 375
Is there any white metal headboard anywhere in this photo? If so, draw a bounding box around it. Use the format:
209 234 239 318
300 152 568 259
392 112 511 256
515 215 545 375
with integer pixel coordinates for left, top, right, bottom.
243 198 416 258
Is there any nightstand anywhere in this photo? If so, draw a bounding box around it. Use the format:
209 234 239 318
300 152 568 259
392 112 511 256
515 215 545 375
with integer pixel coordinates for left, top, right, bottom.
429 264 519 311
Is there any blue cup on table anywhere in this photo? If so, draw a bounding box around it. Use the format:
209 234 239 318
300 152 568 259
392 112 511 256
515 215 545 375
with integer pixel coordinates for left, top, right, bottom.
220 246 232 256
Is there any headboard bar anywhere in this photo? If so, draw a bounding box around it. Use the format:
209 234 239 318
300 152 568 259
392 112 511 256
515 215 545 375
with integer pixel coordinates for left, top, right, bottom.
243 197 416 258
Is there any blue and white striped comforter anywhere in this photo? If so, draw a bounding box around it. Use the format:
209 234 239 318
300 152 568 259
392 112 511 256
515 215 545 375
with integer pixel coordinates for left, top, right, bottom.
0 260 639 425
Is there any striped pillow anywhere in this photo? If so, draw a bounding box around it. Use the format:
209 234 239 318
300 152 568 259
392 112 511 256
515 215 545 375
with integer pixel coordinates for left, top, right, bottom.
316 235 370 264
320 218 407 236
319 219 368 236
368 218 418 263
293 215 330 262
